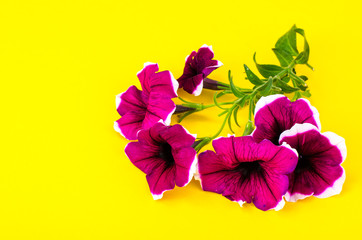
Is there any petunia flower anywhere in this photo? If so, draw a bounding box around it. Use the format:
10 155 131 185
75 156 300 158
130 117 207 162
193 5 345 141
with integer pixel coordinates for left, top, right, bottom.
198 135 298 211
253 94 321 145
125 122 197 200
177 44 223 96
279 123 347 202
114 62 179 140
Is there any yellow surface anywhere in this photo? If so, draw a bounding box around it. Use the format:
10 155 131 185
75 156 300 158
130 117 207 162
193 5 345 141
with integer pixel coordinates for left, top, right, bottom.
1 0 362 239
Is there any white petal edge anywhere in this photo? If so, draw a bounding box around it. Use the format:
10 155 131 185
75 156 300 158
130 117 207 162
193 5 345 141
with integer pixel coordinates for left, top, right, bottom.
192 79 203 96
237 200 245 207
272 197 286 211
281 142 299 158
116 92 124 109
285 191 312 202
279 123 319 144
164 104 176 126
322 131 347 163
314 168 346 199
297 98 322 131
254 94 286 117
136 62 158 76
168 71 179 97
200 44 213 53
113 121 125 138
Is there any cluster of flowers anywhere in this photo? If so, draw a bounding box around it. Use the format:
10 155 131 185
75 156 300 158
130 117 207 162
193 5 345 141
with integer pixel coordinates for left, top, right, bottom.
114 44 346 211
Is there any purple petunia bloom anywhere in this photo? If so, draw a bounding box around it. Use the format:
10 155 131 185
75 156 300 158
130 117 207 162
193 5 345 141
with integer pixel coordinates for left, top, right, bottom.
252 94 321 145
114 62 179 140
125 122 197 199
279 123 347 202
198 136 298 211
177 44 223 96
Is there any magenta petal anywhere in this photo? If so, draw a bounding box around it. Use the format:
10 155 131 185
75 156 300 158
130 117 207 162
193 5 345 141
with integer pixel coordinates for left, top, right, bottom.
198 136 298 211
173 147 197 187
116 85 148 116
279 123 346 202
181 74 204 96
137 62 178 98
253 95 321 144
177 45 222 96
142 92 176 129
148 70 178 98
114 111 146 140
137 62 160 96
146 163 176 199
125 142 161 174
160 124 196 149
124 122 196 199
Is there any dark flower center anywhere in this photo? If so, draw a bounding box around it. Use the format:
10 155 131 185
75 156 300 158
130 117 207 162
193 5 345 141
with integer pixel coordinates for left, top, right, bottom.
233 161 263 178
159 142 175 166
295 155 313 175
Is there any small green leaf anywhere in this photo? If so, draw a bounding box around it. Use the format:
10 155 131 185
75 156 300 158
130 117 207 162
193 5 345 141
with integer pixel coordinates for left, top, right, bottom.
272 48 294 67
213 92 228 110
244 64 264 85
253 53 284 78
227 112 234 133
301 89 311 97
233 106 240 127
228 70 245 98
295 28 310 64
275 25 299 56
281 76 290 83
289 72 308 91
300 75 308 81
292 91 302 101
275 79 300 93
258 77 273 96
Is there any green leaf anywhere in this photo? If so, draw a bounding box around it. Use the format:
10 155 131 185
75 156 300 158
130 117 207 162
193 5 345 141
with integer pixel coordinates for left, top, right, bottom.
244 64 264 85
253 53 284 78
281 76 290 83
213 92 228 110
275 79 300 93
300 75 308 81
228 70 245 98
216 90 232 98
227 112 234 133
258 77 273 96
292 91 302 101
301 89 311 97
233 106 240 127
289 72 308 91
295 28 310 64
275 25 299 56
272 48 294 67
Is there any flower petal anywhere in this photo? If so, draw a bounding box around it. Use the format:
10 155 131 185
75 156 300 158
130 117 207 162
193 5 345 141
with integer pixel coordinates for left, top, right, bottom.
199 136 298 210
279 123 346 201
146 163 176 200
181 74 204 96
125 142 162 174
114 111 146 140
173 147 197 187
137 62 159 95
137 62 178 98
116 85 148 116
142 92 176 129
253 95 321 144
160 124 196 149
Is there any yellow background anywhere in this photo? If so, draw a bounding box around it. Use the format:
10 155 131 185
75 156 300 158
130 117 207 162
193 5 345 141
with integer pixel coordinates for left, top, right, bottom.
1 0 362 239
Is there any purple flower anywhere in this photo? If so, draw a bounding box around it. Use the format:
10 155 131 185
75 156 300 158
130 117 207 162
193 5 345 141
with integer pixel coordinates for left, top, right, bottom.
198 136 298 211
125 122 197 199
177 45 223 96
114 62 179 140
279 123 347 202
253 94 321 145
